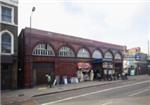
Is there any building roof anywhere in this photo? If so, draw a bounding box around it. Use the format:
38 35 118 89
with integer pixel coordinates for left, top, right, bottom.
22 27 125 51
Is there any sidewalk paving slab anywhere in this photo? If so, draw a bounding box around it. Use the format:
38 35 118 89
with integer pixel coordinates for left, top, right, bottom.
1 75 150 105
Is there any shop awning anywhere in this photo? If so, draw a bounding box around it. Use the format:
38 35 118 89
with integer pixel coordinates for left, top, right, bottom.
77 62 91 69
103 58 112 62
92 59 103 64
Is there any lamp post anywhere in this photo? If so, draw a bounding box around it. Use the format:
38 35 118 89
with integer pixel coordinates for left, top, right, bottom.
30 7 36 28
30 6 35 87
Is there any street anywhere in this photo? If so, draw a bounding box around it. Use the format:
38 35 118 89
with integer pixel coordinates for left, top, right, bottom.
33 79 150 105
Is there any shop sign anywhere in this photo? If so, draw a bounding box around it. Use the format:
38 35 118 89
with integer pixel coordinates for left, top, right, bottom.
135 53 147 61
135 54 141 60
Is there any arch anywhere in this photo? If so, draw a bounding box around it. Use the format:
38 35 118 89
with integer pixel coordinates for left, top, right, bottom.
58 46 75 57
92 49 103 59
104 50 113 59
114 52 122 60
0 30 14 54
32 43 55 56
77 47 90 58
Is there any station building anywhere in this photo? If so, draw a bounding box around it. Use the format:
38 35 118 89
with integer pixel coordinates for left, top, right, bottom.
18 28 125 88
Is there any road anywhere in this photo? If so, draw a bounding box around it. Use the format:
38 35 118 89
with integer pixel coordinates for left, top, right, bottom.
33 79 150 105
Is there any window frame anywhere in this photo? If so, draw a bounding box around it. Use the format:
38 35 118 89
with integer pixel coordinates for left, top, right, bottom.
92 50 103 59
77 48 90 58
114 53 122 60
58 46 75 57
0 30 14 55
0 4 15 25
104 51 113 59
32 43 55 56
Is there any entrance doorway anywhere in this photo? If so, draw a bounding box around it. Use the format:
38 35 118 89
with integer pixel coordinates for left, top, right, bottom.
92 59 103 80
114 63 122 74
32 62 54 85
1 64 12 90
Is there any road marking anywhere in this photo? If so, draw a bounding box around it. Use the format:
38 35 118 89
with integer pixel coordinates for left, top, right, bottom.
41 80 150 105
129 88 150 96
101 102 112 105
128 87 148 96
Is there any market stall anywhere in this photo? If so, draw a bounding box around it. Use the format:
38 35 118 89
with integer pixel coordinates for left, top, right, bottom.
77 62 92 81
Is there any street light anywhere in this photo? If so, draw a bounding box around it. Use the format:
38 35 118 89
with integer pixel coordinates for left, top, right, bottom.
30 6 36 28
30 6 35 87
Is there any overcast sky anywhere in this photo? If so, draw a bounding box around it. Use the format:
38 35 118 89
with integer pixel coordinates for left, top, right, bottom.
18 0 150 53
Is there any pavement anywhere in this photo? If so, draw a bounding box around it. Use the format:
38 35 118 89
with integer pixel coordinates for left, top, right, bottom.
1 75 150 105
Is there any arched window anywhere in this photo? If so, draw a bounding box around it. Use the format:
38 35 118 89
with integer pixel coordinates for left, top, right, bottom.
104 51 113 59
77 48 90 58
59 46 75 57
92 50 103 59
0 31 14 54
115 53 122 59
32 43 55 56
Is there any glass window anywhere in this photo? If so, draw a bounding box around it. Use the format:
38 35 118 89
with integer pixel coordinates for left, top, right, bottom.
32 43 55 56
2 6 12 23
104 51 113 59
92 50 102 58
59 46 75 57
1 33 11 53
115 53 122 59
77 48 90 58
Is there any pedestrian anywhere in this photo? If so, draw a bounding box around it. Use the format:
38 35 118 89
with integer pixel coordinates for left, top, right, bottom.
104 69 107 80
77 69 82 82
116 72 120 80
108 70 112 81
46 74 52 88
122 72 126 80
96 72 101 81
90 69 94 81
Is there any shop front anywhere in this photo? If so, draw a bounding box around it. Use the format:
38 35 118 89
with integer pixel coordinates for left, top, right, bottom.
56 61 77 84
102 51 114 80
77 62 92 81
92 59 103 80
114 53 123 78
114 60 123 76
103 58 114 80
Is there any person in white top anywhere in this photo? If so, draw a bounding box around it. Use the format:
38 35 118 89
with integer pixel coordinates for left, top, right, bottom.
90 69 94 81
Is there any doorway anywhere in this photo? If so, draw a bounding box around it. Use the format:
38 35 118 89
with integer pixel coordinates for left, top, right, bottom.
1 64 12 90
32 62 54 85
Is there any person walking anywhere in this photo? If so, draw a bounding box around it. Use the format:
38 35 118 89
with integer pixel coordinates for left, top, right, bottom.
46 74 52 88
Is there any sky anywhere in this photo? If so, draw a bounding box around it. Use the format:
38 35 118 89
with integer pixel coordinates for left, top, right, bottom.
18 0 150 54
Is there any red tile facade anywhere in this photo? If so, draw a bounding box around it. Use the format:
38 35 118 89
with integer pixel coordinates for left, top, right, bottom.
18 27 125 88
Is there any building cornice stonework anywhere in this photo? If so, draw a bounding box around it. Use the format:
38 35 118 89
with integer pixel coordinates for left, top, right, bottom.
0 0 18 6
